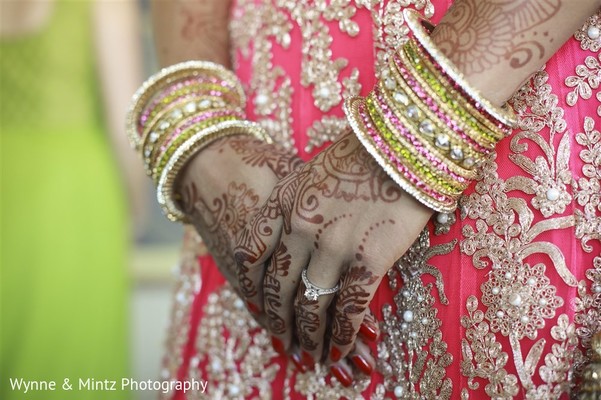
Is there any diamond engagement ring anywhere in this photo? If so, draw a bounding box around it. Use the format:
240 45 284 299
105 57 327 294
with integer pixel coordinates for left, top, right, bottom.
301 269 340 301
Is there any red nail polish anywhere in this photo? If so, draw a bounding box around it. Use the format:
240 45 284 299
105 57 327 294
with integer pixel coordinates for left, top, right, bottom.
271 336 286 354
246 301 260 314
330 346 342 362
359 322 378 342
330 365 352 387
290 353 307 373
301 351 314 367
351 355 373 375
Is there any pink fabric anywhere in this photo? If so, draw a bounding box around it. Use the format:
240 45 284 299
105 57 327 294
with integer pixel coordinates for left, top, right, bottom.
170 2 600 398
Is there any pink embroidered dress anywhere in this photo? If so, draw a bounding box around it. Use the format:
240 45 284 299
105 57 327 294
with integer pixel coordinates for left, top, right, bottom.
161 1 601 398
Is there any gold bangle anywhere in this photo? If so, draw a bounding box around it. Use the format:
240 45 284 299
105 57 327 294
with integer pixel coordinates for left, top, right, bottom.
403 9 517 130
156 120 272 222
126 60 246 152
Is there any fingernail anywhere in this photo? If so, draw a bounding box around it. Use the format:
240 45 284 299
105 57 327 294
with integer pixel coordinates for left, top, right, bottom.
301 351 314 368
330 346 342 362
330 365 352 387
351 355 373 375
246 301 260 315
271 336 286 354
359 322 378 342
290 353 307 373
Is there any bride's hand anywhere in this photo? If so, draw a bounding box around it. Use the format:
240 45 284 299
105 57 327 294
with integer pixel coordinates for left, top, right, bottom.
234 132 432 383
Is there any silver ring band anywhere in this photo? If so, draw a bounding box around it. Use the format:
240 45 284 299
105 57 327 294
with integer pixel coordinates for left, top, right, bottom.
301 269 340 301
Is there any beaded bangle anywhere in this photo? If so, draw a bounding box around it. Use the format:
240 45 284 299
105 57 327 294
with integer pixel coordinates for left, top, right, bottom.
343 10 516 212
126 60 272 222
126 60 246 151
403 9 517 130
157 120 272 222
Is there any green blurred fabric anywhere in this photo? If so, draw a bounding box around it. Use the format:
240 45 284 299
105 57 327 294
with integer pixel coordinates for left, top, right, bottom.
1 1 129 399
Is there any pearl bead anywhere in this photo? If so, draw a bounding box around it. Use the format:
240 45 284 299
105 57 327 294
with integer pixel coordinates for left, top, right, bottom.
436 213 449 224
492 287 500 295
527 277 536 286
546 188 560 201
171 109 183 119
463 157 475 168
318 87 331 98
406 105 420 120
211 360 222 372
496 310 505 318
184 102 197 113
282 33 291 48
401 322 408 330
394 385 404 397
450 146 464 160
505 272 512 279
381 68 391 78
410 331 418 338
403 310 414 322
435 134 450 149
588 25 601 40
509 293 522 307
143 148 151 158
419 119 435 135
521 315 530 323
255 94 268 105
384 78 397 90
421 318 429 325
198 99 212 109
234 298 245 309
393 91 409 106
149 131 159 143
539 298 548 306
593 285 601 293
402 290 410 297
228 385 240 396
159 121 170 130
417 295 424 302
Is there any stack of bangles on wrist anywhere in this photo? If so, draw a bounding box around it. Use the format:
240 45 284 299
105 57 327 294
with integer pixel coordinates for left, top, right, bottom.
126 61 272 222
344 9 517 212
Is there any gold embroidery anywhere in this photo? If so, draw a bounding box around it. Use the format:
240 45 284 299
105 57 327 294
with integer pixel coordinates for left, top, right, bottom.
565 53 601 108
190 285 281 399
460 295 519 398
230 0 296 150
573 116 601 252
374 230 454 399
574 10 601 52
160 227 204 399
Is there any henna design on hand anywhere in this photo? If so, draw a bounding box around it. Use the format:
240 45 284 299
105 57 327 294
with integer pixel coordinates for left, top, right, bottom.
211 136 304 178
294 282 320 352
434 0 561 73
181 181 261 284
264 242 291 335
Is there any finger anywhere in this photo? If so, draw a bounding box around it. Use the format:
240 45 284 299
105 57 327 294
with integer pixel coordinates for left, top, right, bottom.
294 259 343 367
263 236 310 352
328 265 384 364
234 196 283 314
329 360 354 388
348 338 375 376
358 309 379 342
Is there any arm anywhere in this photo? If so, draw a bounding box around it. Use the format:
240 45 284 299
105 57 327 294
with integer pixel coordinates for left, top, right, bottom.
92 0 149 238
234 0 600 385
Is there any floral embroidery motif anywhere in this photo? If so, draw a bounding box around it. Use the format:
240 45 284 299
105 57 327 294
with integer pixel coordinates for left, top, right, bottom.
565 53 601 108
163 3 601 399
574 10 601 52
190 286 281 399
573 116 601 252
373 230 454 399
230 0 296 150
160 227 204 399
